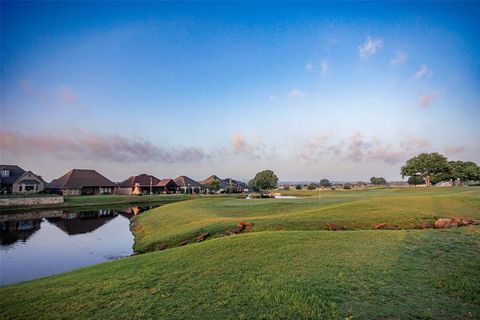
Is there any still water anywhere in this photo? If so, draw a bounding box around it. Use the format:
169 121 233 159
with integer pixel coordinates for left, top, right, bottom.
0 204 160 286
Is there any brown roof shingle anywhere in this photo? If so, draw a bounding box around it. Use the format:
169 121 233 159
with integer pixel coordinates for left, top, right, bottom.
47 169 117 189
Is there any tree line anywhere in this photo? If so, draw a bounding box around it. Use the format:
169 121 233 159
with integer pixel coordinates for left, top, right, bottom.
401 152 480 187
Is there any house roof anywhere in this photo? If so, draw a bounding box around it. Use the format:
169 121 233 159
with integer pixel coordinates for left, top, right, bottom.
118 174 161 188
201 175 228 188
0 165 26 184
157 179 177 187
173 176 203 188
224 178 249 189
47 169 117 189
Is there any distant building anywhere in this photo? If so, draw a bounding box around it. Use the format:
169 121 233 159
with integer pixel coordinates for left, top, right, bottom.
0 165 46 195
157 179 178 193
46 169 117 196
201 175 229 192
173 176 204 194
117 174 161 195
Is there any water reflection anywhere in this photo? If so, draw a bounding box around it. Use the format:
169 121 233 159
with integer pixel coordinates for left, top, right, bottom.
0 204 160 286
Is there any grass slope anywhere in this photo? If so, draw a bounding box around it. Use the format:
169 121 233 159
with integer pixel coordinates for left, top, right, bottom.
133 188 480 252
1 228 479 319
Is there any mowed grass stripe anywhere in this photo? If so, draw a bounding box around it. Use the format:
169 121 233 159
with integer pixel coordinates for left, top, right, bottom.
133 188 480 252
1 228 479 319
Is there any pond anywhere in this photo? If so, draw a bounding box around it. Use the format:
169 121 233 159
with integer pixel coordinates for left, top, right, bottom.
0 204 161 286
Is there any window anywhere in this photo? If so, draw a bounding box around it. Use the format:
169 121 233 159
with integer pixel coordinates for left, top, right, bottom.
19 186 23 191
1 170 9 177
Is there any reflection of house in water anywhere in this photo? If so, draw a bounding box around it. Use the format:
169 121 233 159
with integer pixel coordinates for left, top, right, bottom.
48 209 118 235
117 205 161 218
0 219 42 245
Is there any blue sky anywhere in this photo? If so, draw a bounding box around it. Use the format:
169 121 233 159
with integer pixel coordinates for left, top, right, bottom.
1 2 479 182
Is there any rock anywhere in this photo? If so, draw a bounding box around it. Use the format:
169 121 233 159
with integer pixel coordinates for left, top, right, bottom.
434 218 452 229
472 220 480 225
452 218 473 226
157 243 168 250
196 232 210 242
179 240 189 246
326 223 342 231
237 222 252 231
375 223 388 230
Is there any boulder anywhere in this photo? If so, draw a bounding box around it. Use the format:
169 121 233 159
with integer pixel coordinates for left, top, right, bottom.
375 223 388 230
326 223 342 231
157 243 168 250
434 218 452 229
196 232 210 242
452 218 473 226
237 222 252 231
179 240 189 246
472 220 480 225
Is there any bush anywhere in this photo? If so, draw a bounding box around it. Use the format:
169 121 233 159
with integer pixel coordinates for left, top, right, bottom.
295 184 302 190
343 184 352 190
307 183 318 190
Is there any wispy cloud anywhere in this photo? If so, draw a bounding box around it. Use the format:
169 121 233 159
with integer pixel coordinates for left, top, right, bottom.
444 146 465 155
413 65 431 80
305 63 315 72
288 89 305 99
0 129 210 164
321 59 330 76
358 36 383 59
390 51 407 65
296 133 408 165
231 132 271 160
57 85 77 104
419 92 437 107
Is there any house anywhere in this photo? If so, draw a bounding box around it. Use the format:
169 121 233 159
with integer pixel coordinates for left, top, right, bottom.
201 175 229 192
225 178 249 193
157 179 177 193
0 165 46 195
46 169 117 196
117 174 161 195
173 175 204 194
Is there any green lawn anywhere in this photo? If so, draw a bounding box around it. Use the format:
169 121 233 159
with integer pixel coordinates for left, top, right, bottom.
1 228 479 319
133 187 480 253
0 194 192 213
1 187 479 319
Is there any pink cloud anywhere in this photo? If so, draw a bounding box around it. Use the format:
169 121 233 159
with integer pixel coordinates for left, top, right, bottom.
444 146 465 155
57 85 77 104
419 92 437 107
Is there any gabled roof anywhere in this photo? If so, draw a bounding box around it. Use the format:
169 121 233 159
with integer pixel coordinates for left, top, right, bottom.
47 169 117 189
118 174 161 188
0 165 26 184
201 175 228 188
16 171 46 185
173 176 203 188
157 179 177 187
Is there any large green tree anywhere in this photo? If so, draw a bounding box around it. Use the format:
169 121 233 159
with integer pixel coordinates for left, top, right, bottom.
249 170 279 191
400 152 449 187
208 180 221 193
319 179 332 188
449 161 480 186
370 177 387 185
407 175 425 186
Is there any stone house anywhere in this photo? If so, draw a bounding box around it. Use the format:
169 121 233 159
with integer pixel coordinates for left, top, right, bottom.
0 165 46 195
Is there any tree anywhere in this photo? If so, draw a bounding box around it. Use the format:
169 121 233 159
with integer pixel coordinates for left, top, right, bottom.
295 184 303 190
400 153 449 187
307 183 318 190
343 183 352 190
208 180 221 193
249 170 279 191
370 177 387 185
407 175 425 186
319 179 332 188
449 161 480 187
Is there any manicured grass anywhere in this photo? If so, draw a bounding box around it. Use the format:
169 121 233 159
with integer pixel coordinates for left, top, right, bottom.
133 187 480 253
0 194 192 213
1 227 479 319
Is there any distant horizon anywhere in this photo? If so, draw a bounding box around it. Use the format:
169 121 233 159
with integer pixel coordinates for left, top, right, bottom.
1 2 479 182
